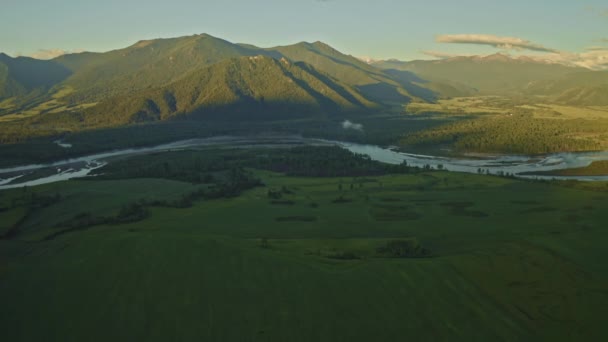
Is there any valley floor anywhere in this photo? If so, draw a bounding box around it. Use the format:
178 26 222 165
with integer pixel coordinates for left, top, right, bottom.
404 97 608 155
1 157 608 341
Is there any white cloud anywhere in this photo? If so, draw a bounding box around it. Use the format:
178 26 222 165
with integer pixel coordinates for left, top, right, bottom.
418 48 608 70
28 48 83 60
429 33 608 70
586 46 608 51
357 56 379 64
436 34 558 53
534 50 608 70
421 50 473 59
342 120 363 131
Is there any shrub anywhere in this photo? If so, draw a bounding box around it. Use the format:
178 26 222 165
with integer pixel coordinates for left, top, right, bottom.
327 251 360 260
376 239 431 258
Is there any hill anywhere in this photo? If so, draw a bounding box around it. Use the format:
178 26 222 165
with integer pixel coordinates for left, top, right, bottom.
84 56 378 125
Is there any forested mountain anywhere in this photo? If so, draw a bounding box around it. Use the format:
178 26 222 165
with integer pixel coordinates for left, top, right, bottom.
53 34 281 103
1 33 607 141
84 56 377 125
0 34 427 117
267 42 430 102
49 34 428 105
0 53 71 100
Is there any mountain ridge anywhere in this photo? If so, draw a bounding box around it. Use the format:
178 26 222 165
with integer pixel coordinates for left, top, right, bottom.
83 55 379 126
1 33 607 133
0 33 424 106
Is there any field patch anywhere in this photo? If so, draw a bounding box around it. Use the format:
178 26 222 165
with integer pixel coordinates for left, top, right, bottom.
0 207 27 236
441 201 489 218
520 206 558 214
369 204 422 221
275 216 317 222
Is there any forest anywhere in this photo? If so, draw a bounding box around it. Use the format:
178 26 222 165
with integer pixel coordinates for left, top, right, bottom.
402 113 608 154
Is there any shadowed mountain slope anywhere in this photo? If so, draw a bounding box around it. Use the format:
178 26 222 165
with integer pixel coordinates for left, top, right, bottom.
84 56 378 126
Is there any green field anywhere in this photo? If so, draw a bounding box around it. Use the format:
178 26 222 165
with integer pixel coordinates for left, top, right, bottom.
403 97 608 154
1 148 608 341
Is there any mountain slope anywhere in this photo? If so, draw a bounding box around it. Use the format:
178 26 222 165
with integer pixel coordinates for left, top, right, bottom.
269 42 392 86
0 53 71 100
372 54 585 96
48 34 427 105
525 71 608 106
84 56 378 125
1 33 437 130
268 42 429 103
54 34 280 103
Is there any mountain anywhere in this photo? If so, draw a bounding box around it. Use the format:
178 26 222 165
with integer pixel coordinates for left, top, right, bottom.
0 34 434 134
0 33 427 108
270 42 396 87
525 71 608 106
372 54 585 97
0 53 71 100
84 56 378 125
269 42 429 103
54 34 280 103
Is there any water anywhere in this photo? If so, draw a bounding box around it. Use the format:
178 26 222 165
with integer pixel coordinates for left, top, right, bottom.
1 135 608 190
336 141 608 181
54 140 73 148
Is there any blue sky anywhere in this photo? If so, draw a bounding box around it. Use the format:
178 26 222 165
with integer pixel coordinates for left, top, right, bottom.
1 0 607 61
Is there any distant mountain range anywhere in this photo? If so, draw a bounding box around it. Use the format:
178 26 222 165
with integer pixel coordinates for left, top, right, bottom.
524 70 608 106
1 35 607 130
371 54 594 99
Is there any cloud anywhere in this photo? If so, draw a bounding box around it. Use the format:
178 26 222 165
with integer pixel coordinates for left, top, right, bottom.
421 50 472 59
28 48 83 60
436 34 558 53
586 46 608 51
342 120 363 131
421 32 608 70
418 48 608 70
508 50 608 70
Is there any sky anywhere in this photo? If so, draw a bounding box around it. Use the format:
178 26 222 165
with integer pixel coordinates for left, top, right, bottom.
1 0 607 67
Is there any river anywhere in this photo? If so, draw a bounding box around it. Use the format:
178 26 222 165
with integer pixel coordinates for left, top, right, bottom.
1 135 608 190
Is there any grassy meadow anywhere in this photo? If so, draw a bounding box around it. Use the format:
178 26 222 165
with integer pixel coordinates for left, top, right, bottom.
402 96 608 154
1 148 608 341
